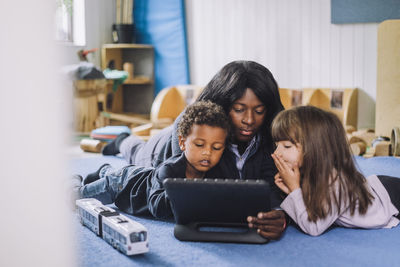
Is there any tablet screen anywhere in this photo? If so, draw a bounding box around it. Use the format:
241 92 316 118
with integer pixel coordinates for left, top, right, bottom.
163 178 271 225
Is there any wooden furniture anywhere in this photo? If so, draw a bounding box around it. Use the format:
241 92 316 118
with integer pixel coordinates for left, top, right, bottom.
304 88 358 129
376 19 400 137
101 44 154 115
279 88 358 129
74 79 107 133
150 86 186 126
98 85 203 139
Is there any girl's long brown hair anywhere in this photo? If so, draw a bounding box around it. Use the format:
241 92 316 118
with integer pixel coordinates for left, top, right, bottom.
271 106 373 222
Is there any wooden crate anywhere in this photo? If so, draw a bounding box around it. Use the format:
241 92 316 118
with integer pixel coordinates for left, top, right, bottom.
74 79 107 133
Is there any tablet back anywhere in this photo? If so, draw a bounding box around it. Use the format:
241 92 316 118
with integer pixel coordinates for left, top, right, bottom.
163 178 271 225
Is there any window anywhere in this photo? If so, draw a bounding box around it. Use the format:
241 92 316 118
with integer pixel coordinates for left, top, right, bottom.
130 231 147 243
55 0 85 45
55 0 73 42
120 235 127 244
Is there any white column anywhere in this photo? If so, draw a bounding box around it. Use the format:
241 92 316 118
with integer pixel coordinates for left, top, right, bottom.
0 0 75 266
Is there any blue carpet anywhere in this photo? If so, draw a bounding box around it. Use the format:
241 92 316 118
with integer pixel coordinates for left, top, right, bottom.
355 156 400 177
70 156 400 267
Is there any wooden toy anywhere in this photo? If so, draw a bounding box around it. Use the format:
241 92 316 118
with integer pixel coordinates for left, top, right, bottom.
80 139 105 153
392 127 400 156
123 62 134 80
350 129 376 147
347 129 377 156
350 142 366 156
375 141 391 156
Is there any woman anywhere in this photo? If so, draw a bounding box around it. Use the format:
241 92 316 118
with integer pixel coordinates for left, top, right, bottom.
103 60 286 240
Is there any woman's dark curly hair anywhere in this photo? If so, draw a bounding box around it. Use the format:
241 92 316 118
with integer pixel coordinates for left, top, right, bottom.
177 101 231 139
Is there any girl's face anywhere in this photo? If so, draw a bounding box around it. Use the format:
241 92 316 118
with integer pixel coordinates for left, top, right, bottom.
229 88 266 143
273 140 303 168
179 124 227 178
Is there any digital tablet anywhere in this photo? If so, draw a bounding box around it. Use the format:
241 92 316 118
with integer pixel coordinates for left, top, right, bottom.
163 178 271 244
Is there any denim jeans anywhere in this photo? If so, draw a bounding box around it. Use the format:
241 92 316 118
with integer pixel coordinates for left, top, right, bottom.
79 165 133 204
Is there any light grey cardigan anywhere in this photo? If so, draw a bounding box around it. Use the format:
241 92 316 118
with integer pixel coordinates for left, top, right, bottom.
281 175 400 236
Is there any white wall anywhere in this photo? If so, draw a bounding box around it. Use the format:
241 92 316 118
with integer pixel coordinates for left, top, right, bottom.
62 0 115 66
0 0 75 266
185 0 378 129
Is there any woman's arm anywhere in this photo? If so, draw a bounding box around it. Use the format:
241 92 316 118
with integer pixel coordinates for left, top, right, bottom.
245 143 287 239
247 210 287 240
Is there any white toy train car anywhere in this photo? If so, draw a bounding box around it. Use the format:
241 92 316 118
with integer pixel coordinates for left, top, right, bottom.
76 198 149 255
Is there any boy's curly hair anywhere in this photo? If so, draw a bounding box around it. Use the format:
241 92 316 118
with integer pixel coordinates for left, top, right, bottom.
177 101 231 139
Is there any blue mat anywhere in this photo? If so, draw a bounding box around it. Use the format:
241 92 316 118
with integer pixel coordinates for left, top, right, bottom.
70 156 400 267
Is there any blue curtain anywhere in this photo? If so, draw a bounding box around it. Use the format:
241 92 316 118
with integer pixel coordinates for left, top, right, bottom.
134 0 190 96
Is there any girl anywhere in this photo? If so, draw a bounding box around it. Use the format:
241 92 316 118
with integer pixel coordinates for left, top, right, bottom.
271 106 400 236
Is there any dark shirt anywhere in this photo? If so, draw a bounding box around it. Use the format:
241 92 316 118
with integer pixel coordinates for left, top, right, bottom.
115 153 223 219
147 153 226 219
214 136 282 208
117 112 282 217
149 135 281 217
146 153 187 219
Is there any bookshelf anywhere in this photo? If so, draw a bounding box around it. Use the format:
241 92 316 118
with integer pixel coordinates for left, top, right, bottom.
101 44 155 115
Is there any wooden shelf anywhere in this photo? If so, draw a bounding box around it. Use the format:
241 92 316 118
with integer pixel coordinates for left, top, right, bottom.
102 43 153 49
102 44 155 114
106 78 153 86
124 78 153 85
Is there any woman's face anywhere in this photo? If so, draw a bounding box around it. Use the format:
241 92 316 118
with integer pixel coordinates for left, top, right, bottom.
229 88 266 143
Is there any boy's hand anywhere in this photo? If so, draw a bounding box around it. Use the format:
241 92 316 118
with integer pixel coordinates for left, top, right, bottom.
247 210 286 240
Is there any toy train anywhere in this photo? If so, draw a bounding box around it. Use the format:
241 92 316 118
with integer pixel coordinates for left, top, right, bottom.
76 198 149 255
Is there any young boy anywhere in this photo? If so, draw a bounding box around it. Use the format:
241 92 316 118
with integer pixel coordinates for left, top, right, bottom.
72 101 231 219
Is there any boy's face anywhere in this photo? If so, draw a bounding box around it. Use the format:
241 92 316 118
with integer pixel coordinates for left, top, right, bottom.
179 124 227 178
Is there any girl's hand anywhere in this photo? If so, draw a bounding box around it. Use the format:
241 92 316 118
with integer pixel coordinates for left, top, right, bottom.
271 153 300 193
274 173 290 194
